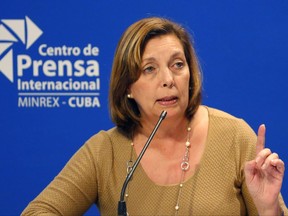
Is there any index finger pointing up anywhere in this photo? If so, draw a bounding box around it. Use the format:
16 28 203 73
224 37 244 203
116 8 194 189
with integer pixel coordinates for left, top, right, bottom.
256 124 266 155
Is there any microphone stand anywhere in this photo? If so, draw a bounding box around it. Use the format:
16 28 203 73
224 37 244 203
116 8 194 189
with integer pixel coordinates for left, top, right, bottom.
117 110 167 216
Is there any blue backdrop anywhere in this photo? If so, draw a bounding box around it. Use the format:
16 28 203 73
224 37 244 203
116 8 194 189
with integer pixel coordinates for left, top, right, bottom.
0 0 287 215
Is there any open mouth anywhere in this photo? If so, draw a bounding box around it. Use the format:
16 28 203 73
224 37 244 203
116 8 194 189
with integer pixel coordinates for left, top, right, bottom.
157 96 178 105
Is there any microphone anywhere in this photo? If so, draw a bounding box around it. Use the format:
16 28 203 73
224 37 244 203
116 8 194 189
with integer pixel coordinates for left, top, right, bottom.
117 110 168 216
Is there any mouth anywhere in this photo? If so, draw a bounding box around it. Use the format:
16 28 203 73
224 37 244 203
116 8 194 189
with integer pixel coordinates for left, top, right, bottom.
156 96 178 106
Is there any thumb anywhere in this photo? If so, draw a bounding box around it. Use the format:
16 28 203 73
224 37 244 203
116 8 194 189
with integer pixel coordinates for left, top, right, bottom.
244 160 257 182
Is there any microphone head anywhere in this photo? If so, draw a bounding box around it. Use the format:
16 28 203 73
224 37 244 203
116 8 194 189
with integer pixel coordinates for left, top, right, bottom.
160 110 167 120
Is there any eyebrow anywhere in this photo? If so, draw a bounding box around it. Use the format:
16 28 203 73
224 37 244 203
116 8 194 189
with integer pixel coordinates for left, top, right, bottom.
170 51 185 59
142 51 185 63
141 57 156 63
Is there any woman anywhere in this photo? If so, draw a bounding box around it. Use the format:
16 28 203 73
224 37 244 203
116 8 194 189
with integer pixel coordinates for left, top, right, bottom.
22 17 287 215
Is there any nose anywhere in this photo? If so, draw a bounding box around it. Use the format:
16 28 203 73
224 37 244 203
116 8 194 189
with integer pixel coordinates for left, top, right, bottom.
160 68 174 88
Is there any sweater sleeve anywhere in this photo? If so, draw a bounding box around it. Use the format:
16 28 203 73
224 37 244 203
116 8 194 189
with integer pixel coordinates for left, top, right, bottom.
21 130 113 216
236 120 288 215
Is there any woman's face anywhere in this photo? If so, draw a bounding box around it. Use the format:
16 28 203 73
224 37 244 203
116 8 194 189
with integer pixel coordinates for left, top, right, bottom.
130 34 190 121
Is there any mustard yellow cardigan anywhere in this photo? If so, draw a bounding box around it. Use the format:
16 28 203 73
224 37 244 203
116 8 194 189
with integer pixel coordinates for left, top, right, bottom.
22 107 288 215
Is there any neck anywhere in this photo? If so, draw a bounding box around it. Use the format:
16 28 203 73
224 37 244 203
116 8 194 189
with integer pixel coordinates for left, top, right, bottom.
133 113 196 153
134 107 203 147
139 115 188 139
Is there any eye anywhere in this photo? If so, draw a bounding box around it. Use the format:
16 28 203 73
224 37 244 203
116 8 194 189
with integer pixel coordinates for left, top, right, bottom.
143 65 156 74
175 61 184 69
171 60 185 71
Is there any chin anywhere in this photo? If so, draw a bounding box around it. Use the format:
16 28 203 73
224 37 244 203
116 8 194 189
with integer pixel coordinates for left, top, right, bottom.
162 108 185 118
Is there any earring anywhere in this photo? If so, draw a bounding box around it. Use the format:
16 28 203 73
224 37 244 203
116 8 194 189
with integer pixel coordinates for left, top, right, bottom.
127 94 132 98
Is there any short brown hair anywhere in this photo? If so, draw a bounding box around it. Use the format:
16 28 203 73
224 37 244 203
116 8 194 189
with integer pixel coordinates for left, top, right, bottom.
109 17 202 138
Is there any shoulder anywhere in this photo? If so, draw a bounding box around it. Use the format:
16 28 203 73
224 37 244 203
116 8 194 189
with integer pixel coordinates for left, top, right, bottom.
205 106 257 161
87 127 122 144
207 106 241 121
206 106 252 130
83 127 131 161
205 106 257 142
86 127 130 150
